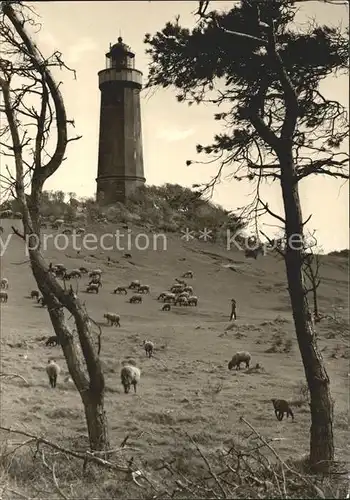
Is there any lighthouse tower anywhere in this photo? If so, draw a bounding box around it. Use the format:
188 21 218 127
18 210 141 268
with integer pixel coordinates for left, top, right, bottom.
96 37 146 204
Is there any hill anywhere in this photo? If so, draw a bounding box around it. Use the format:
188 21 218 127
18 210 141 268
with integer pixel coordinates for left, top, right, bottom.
0 217 348 498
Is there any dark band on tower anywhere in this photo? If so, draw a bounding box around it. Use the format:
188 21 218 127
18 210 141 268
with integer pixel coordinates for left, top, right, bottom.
96 37 146 204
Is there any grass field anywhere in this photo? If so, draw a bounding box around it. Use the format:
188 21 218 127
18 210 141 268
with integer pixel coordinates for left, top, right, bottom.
0 218 349 498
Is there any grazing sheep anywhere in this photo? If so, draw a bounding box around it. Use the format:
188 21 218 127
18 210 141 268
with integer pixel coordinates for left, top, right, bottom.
37 296 47 307
171 283 183 291
121 364 141 393
178 291 190 299
171 285 185 294
245 246 264 259
89 269 102 278
86 284 99 294
129 293 142 304
157 292 167 301
162 303 171 311
228 351 251 370
139 285 150 294
53 264 66 278
46 359 61 388
51 219 64 229
0 209 13 218
0 291 8 303
30 290 40 300
182 271 193 278
64 269 81 280
45 335 59 347
1 278 9 289
129 280 140 290
271 399 294 421
143 340 154 358
183 285 193 294
164 292 176 303
175 278 187 285
54 268 66 278
113 286 128 295
188 295 198 306
175 296 189 306
89 277 102 288
104 313 121 327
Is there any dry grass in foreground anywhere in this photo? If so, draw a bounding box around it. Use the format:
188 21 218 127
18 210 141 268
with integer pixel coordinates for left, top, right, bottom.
0 417 349 500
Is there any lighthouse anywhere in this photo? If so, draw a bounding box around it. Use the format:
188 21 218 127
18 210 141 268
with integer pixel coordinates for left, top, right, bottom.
96 37 146 204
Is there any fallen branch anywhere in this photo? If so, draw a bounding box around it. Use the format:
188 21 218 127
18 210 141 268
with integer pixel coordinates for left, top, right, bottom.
0 372 29 385
3 488 29 499
0 425 131 474
41 450 69 500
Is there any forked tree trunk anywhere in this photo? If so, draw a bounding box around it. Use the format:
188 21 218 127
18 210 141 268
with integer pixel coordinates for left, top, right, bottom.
280 153 334 470
2 1 109 454
28 241 110 451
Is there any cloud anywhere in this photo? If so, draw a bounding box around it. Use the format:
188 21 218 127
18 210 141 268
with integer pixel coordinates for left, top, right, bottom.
66 37 98 64
156 127 195 142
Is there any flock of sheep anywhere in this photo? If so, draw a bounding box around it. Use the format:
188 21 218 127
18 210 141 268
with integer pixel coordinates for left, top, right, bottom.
0 225 295 422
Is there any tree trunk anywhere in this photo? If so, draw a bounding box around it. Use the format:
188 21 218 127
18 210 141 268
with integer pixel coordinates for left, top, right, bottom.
280 153 334 470
28 245 110 451
82 392 109 451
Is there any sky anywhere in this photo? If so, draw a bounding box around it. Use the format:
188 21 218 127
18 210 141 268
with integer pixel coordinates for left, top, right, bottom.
15 2 350 251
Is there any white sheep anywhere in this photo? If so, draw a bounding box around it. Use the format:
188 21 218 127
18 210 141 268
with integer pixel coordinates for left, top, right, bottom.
129 293 142 303
104 312 121 327
89 269 102 278
175 296 188 306
143 340 154 358
164 292 176 303
0 278 8 289
228 351 251 370
129 280 140 290
121 364 141 393
46 359 61 388
182 271 193 278
188 295 198 306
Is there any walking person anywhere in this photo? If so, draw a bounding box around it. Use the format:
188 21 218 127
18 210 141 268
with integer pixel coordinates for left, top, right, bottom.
230 298 237 321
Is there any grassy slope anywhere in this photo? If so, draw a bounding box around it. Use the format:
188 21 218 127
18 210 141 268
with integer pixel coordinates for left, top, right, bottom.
0 218 349 495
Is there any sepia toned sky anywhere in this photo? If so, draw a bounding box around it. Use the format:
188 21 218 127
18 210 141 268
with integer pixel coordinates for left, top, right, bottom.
26 1 349 251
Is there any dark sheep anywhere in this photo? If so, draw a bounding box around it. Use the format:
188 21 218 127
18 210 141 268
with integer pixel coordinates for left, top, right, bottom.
271 399 294 421
45 336 59 347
